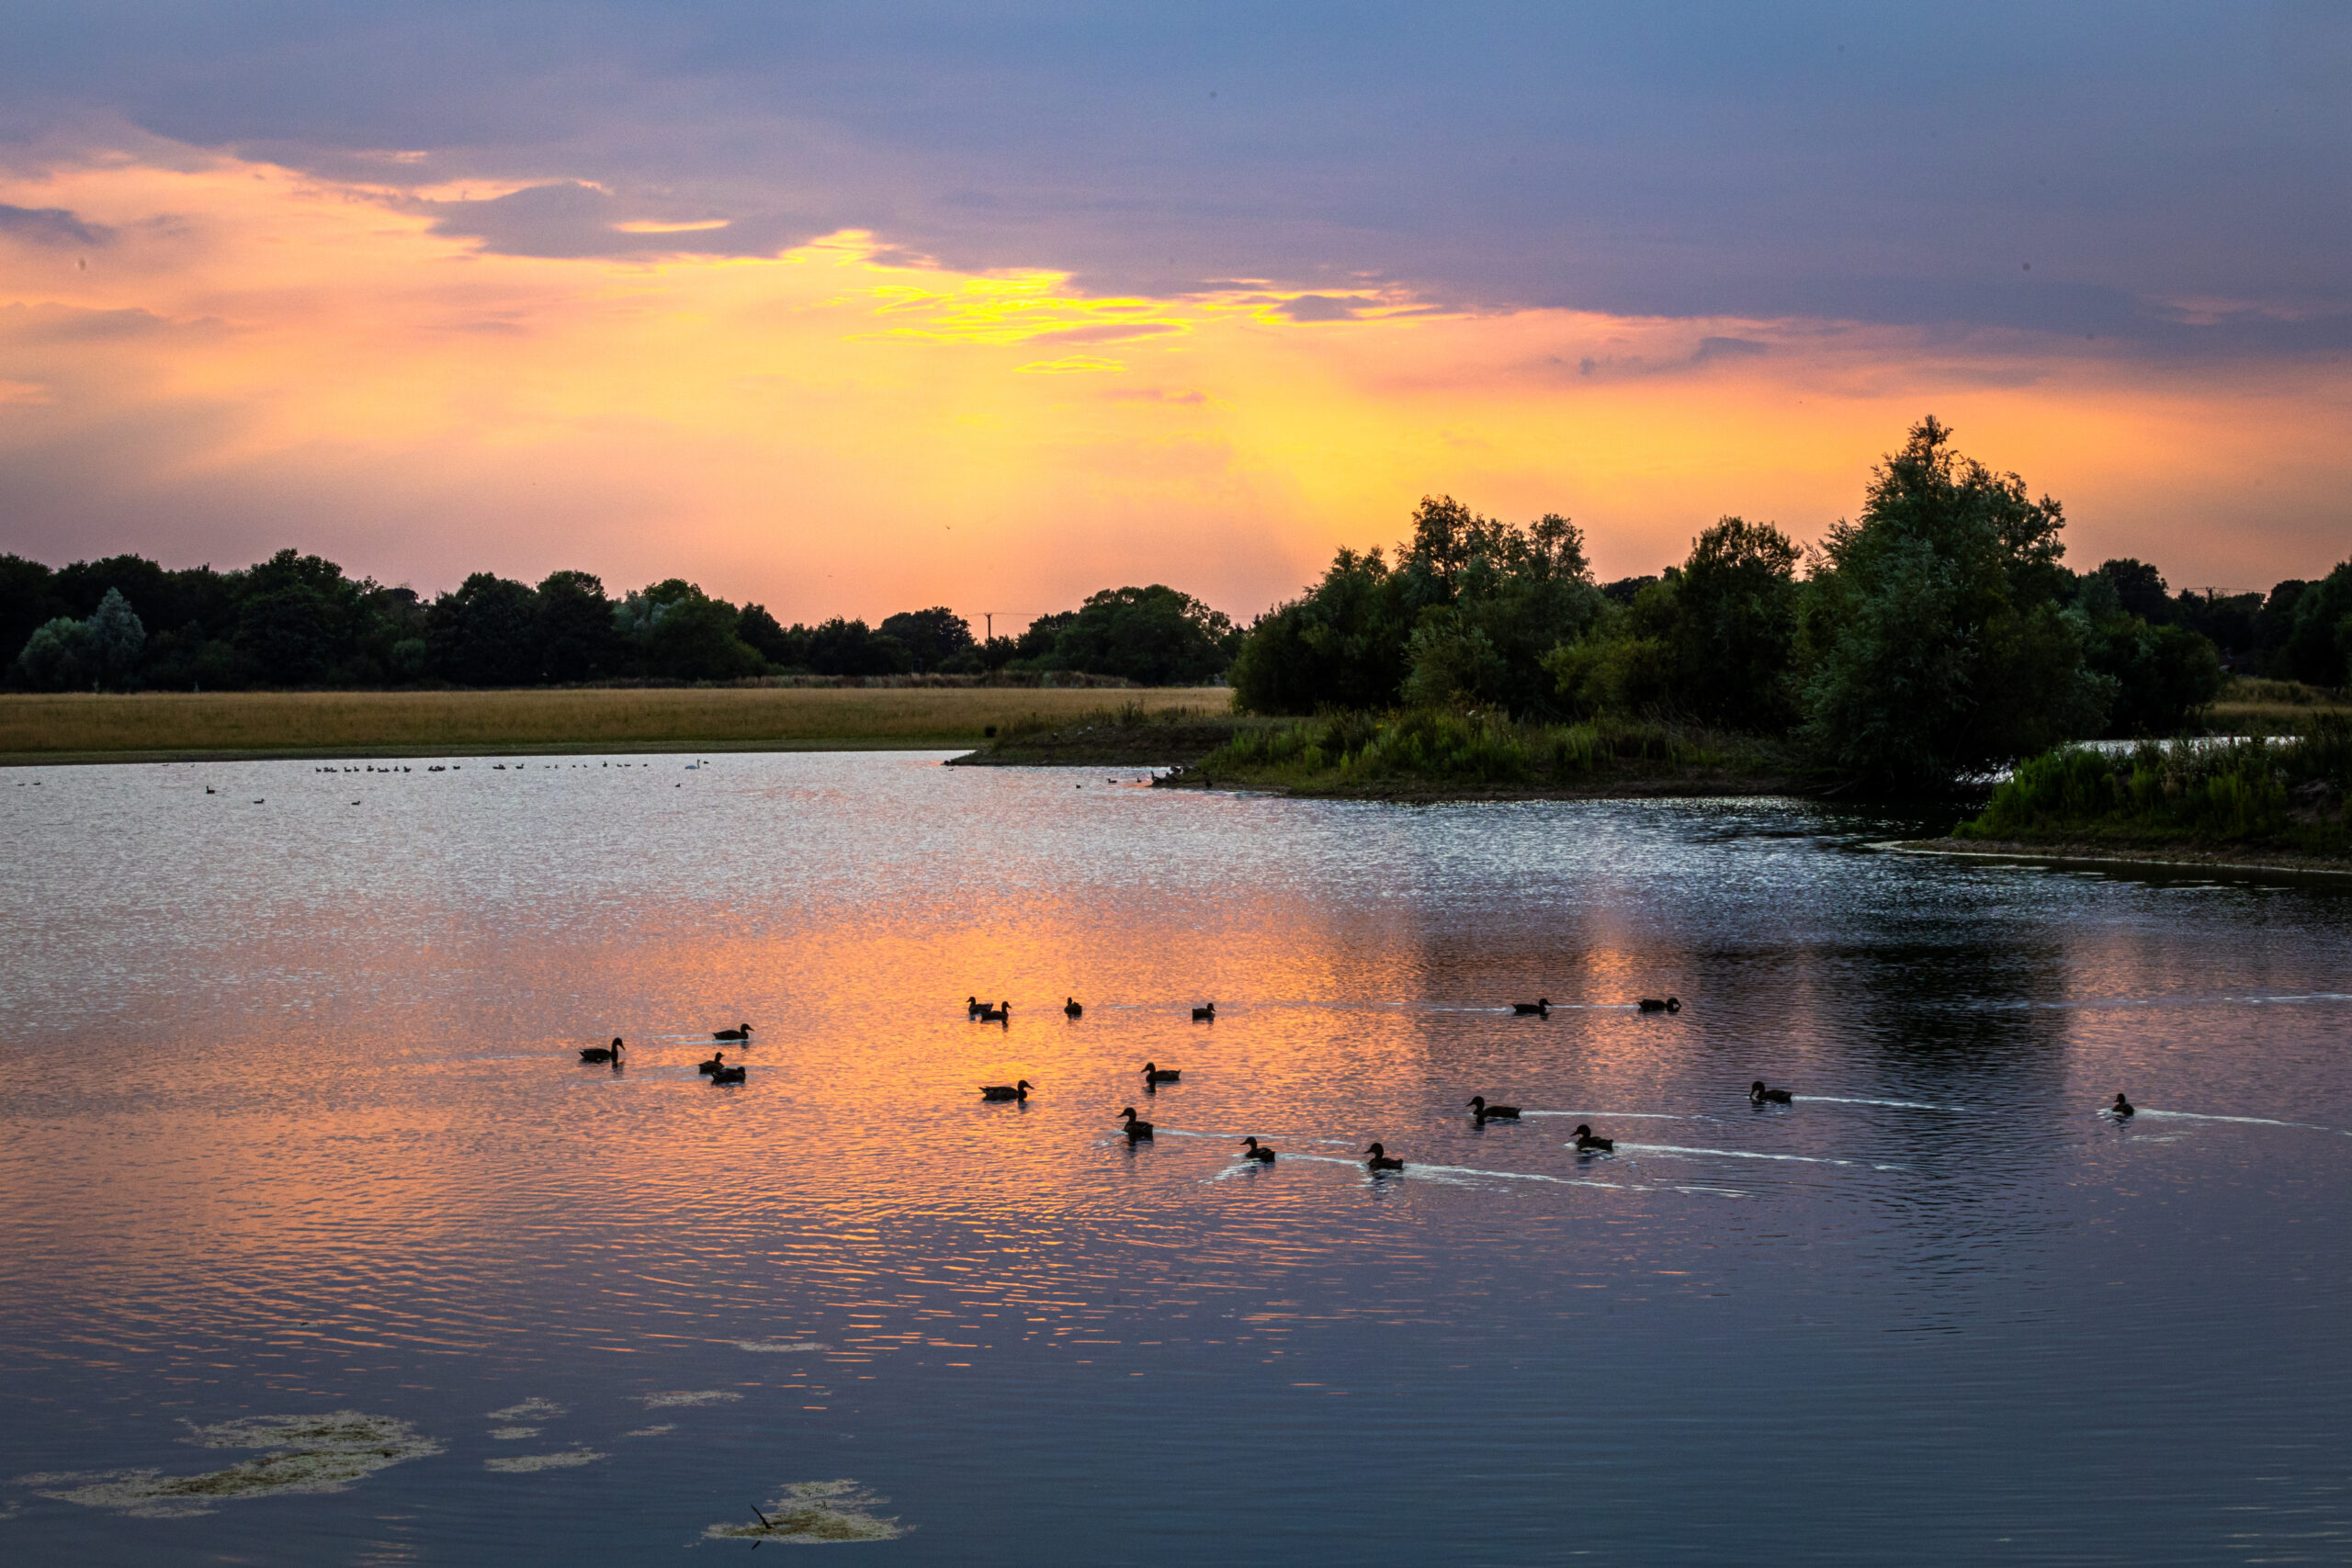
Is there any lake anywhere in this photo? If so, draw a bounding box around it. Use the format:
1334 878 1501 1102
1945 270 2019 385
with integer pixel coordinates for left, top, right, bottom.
2 752 2348 1565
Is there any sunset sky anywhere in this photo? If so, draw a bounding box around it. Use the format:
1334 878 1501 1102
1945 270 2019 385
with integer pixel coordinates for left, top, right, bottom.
2 4 2347 628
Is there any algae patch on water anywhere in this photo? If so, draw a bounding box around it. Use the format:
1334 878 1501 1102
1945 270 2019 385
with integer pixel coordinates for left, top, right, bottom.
486 1427 539 1441
704 1481 904 1544
640 1390 744 1409
12 1411 440 1519
737 1339 831 1354
624 1425 677 1438
484 1398 564 1421
483 1449 606 1473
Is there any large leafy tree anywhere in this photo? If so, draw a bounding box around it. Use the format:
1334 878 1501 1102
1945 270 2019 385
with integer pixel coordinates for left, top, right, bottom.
426 572 542 686
2282 559 2352 688
877 607 976 672
1037 585 1238 686
1801 418 2109 782
535 570 620 682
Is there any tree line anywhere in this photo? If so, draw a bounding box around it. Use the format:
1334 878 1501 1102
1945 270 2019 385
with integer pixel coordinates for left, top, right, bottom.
1234 418 2352 784
0 553 1240 692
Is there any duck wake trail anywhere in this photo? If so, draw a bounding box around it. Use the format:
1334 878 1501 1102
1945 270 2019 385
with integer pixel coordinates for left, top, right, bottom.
2128 1109 2350 1135
1613 1143 1911 1173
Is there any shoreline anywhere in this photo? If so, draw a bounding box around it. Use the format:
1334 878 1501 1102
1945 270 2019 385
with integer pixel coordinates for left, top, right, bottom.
1892 836 2352 883
1148 771 1820 804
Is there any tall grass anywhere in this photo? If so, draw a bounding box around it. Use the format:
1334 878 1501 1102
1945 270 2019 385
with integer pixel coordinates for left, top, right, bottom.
0 686 1228 759
1198 706 1762 790
1959 713 2351 852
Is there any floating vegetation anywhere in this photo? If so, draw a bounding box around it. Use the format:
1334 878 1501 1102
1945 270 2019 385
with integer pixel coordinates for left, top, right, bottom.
483 1449 605 1473
487 1427 539 1441
13 1412 440 1519
485 1398 564 1421
736 1340 830 1354
640 1390 744 1409
623 1425 676 1438
704 1481 904 1544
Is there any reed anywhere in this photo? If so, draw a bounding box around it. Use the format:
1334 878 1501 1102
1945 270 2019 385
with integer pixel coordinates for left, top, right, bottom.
0 685 1227 761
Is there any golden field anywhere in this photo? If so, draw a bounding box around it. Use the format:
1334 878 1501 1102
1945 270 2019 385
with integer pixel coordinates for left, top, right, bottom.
0 685 1231 762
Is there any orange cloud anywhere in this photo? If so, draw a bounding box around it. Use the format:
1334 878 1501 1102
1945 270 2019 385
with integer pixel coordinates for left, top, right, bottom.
1 142 2346 630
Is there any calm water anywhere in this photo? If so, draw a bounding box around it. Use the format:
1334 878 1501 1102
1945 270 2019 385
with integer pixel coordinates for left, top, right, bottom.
3 753 2349 1565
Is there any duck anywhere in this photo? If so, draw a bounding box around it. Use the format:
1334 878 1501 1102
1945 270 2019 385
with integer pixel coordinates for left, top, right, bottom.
1569 1123 1614 1152
1750 1080 1794 1105
1064 997 1083 1018
979 1000 1011 1023
1192 1002 1216 1021
697 1051 726 1075
1467 1095 1521 1121
578 1037 624 1064
2111 1092 2135 1118
1241 1137 1276 1163
1511 998 1551 1016
967 996 985 1019
1142 1062 1182 1084
1638 996 1681 1013
712 1022 753 1042
980 1079 1034 1101
1117 1107 1155 1140
710 1064 747 1084
1363 1142 1406 1172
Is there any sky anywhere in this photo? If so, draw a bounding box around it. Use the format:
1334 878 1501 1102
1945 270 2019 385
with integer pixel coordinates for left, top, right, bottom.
1 3 2347 628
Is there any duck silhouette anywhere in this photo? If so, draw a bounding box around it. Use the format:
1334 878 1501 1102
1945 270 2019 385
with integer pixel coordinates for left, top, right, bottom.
1064 997 1083 1019
1511 998 1551 1017
1192 1002 1216 1021
1750 1080 1794 1105
980 1079 1034 1101
1241 1137 1276 1163
1118 1107 1155 1140
2111 1092 2135 1118
1468 1095 1520 1122
697 1050 726 1075
979 1000 1011 1024
1638 996 1681 1013
578 1037 624 1064
1364 1142 1406 1172
710 1064 747 1084
1570 1123 1614 1152
1142 1062 1182 1084
712 1022 752 1042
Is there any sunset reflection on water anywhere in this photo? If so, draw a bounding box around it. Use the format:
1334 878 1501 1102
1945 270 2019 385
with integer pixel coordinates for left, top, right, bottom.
3 755 2350 1564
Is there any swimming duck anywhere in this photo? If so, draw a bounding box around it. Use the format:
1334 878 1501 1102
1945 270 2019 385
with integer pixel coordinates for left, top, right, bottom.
1192 1002 1216 1021
710 1064 747 1084
1570 1123 1614 1152
979 1000 1011 1023
2111 1092 2135 1118
1750 1080 1794 1105
1511 999 1551 1016
967 996 985 1019
578 1037 624 1064
713 1022 753 1042
1638 996 1681 1013
1064 997 1083 1018
1118 1107 1155 1140
1142 1062 1182 1084
1241 1137 1276 1163
1468 1096 1521 1121
697 1051 726 1075
980 1079 1034 1101
1364 1142 1406 1172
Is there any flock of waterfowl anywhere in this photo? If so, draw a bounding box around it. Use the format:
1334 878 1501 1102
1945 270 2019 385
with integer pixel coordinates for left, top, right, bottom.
567 1000 2143 1167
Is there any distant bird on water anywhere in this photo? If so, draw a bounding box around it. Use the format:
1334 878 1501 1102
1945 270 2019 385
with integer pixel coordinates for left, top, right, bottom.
1570 1123 1614 1152
2111 1092 2135 1118
1468 1096 1520 1122
1118 1107 1154 1140
1750 1080 1794 1105
967 996 985 1019
1064 997 1083 1019
980 1079 1034 1101
712 1022 753 1041
697 1050 726 1075
1512 998 1551 1017
1364 1142 1406 1172
1192 1002 1216 1021
710 1064 747 1084
1241 1137 1276 1163
1142 1062 1181 1084
1638 996 1681 1013
578 1037 624 1064
979 1000 1011 1024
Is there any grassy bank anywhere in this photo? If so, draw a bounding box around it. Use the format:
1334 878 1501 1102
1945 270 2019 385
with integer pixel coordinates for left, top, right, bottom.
1936 715 2352 862
945 698 1256 767
0 685 1228 763
1157 707 1812 800
2203 674 2351 735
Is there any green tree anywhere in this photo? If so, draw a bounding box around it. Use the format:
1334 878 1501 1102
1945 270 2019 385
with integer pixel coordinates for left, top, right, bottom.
1668 517 1802 728
2282 559 2352 688
232 550 366 686
878 607 976 672
1801 417 2109 783
1041 585 1238 685
426 573 541 685
535 570 620 682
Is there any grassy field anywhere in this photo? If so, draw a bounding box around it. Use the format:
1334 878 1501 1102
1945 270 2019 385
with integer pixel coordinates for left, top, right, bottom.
2206 675 2352 734
0 685 1231 763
